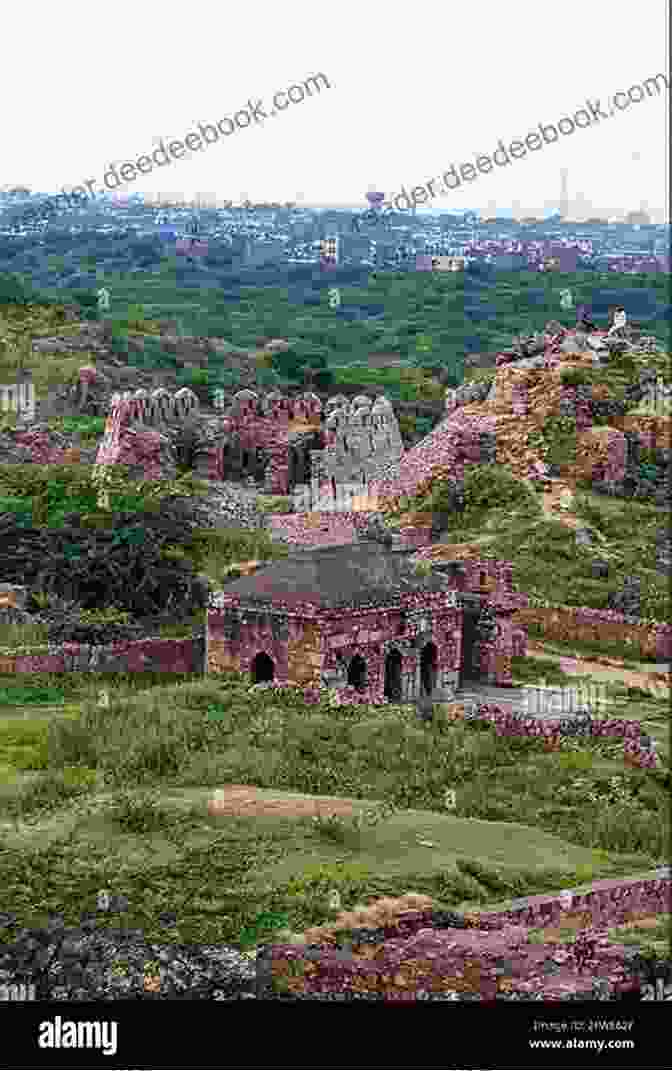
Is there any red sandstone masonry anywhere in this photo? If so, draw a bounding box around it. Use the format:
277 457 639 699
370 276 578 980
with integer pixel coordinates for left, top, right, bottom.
478 701 661 768
268 512 361 546
265 869 669 1000
512 603 672 661
460 869 670 931
209 588 466 702
0 636 202 674
212 390 323 493
208 551 529 694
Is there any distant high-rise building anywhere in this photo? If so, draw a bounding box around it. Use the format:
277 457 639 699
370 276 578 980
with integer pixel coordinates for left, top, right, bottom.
320 234 339 269
625 208 652 226
568 191 592 220
365 190 385 215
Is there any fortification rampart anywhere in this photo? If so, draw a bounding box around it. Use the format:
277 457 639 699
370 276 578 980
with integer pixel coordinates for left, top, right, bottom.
94 386 199 479
204 389 404 497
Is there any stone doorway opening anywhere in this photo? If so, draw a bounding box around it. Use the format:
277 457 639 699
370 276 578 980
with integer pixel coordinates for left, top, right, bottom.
347 654 367 692
384 648 403 702
420 642 437 697
251 651 275 683
460 608 480 685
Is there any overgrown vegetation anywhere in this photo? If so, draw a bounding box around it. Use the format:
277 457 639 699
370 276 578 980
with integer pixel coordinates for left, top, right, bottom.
0 670 667 952
0 272 669 968
397 464 541 533
0 461 288 629
527 415 577 467
392 464 671 638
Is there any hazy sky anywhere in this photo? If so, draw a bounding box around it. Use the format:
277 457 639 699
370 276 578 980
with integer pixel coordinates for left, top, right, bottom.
4 0 669 221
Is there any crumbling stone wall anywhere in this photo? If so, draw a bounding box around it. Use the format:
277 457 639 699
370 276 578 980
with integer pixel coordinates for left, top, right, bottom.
370 414 497 506
413 555 530 686
0 636 203 674
95 386 198 481
314 394 404 488
197 389 404 498
207 609 323 687
511 604 672 661
198 389 324 494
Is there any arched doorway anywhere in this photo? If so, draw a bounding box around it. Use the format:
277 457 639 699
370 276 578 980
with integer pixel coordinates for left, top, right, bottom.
384 648 403 701
420 642 437 697
251 651 275 683
347 654 367 691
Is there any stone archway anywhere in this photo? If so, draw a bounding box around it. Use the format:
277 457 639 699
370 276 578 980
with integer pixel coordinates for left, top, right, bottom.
347 654 367 691
420 642 437 697
251 651 275 683
384 648 403 701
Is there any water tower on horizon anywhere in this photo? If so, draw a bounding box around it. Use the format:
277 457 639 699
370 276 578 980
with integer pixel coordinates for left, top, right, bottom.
365 190 386 216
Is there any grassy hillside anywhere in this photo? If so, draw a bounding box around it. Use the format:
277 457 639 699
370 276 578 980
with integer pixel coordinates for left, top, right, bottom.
0 669 668 955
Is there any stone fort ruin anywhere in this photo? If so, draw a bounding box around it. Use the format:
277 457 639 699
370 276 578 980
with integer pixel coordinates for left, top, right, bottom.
93 381 404 505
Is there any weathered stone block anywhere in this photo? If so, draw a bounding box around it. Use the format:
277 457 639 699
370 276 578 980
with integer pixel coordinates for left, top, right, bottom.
0 584 27 610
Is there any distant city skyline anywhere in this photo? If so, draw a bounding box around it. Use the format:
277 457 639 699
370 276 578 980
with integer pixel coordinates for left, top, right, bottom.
2 0 667 224
4 187 667 226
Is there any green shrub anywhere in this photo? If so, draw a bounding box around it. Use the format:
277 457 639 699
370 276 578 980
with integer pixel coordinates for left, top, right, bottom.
0 495 33 525
527 415 577 466
78 607 132 625
0 683 65 705
256 496 292 514
455 857 521 897
560 368 590 387
556 750 594 773
462 465 538 514
46 716 100 769
1 769 91 819
50 416 106 441
102 787 171 834
0 621 51 651
463 367 497 385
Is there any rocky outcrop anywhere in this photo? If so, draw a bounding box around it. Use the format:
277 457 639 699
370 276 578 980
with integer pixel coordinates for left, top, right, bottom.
607 575 642 619
655 527 672 577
